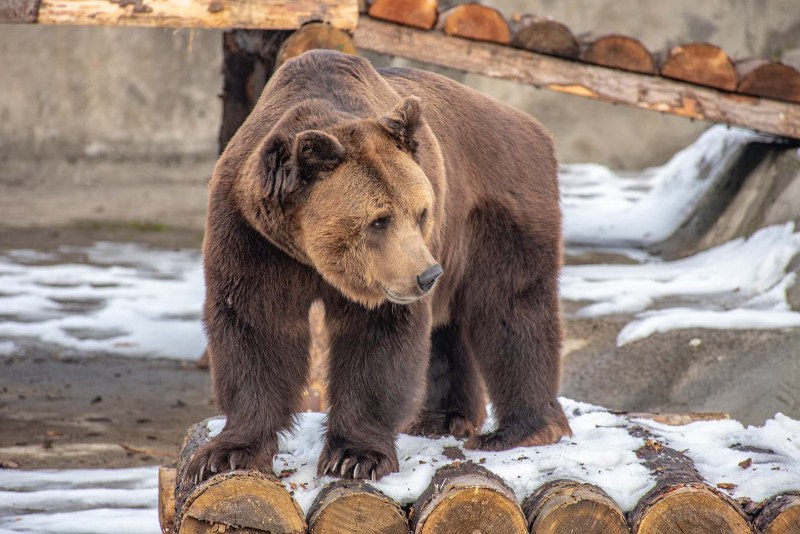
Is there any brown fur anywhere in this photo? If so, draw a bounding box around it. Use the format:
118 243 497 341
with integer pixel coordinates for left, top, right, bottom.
185 50 571 484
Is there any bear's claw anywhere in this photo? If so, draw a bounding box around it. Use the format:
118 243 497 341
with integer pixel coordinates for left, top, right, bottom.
184 439 275 486
406 409 480 438
317 444 398 481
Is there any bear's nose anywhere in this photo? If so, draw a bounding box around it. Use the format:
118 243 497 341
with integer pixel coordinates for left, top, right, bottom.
417 264 443 293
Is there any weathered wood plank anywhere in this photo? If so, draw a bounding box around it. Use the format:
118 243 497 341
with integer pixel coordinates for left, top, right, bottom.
354 18 800 139
32 0 358 30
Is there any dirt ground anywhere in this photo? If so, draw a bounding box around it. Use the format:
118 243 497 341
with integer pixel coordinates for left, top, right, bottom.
1 153 799 470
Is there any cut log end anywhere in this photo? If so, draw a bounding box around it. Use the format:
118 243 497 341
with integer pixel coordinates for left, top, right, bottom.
511 14 579 59
177 471 306 534
754 493 800 534
308 481 408 534
580 33 655 74
633 485 752 534
436 4 511 45
367 0 438 30
736 59 800 103
276 23 356 69
660 43 737 91
411 462 527 534
523 479 628 534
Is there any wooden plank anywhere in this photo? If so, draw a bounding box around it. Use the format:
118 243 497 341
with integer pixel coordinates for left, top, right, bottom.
353 18 800 139
410 462 527 534
32 0 358 30
308 481 408 534
522 479 629 534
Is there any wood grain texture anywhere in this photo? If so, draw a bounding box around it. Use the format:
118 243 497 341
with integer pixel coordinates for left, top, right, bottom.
410 462 527 534
523 479 629 534
36 0 359 30
510 14 578 59
660 43 737 91
753 493 800 534
159 466 177 534
580 33 656 74
436 3 510 45
354 18 800 139
367 0 437 30
736 59 800 104
308 481 408 534
629 430 753 534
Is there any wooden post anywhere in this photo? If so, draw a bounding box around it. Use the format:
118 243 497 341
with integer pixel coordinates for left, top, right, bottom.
736 59 800 104
629 431 753 534
174 419 306 533
522 479 629 534
510 14 579 59
579 33 656 74
367 0 438 30
753 493 800 534
436 4 511 45
410 462 528 534
660 43 737 91
307 481 408 534
159 466 178 534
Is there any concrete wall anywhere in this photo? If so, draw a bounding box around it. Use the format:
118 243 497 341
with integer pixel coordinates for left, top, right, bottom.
0 0 798 169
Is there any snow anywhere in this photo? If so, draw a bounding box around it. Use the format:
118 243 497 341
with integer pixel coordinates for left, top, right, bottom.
0 243 205 360
561 125 776 246
561 223 800 345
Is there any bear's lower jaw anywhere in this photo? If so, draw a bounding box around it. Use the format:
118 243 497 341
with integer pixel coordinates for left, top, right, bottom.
382 287 423 305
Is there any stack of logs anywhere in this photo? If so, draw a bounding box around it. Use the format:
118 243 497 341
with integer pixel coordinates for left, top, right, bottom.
158 418 800 533
364 0 800 104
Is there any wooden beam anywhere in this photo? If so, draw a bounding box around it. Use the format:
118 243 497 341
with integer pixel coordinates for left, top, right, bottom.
14 0 359 30
353 18 800 139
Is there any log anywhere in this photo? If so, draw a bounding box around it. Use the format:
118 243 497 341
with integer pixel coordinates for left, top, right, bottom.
660 43 737 91
753 492 800 534
629 431 752 534
159 466 178 534
410 462 527 534
27 0 358 30
276 23 357 70
510 14 579 59
367 0 438 30
435 3 511 45
306 300 329 412
736 59 800 104
353 18 800 139
174 418 306 533
522 479 629 534
308 481 408 534
615 412 730 426
579 33 656 74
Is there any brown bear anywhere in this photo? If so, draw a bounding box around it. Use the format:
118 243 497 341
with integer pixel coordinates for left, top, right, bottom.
186 50 571 483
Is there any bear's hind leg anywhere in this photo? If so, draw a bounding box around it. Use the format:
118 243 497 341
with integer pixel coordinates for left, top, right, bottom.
405 324 486 438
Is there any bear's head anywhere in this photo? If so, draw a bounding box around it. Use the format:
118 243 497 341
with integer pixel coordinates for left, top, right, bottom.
241 96 442 308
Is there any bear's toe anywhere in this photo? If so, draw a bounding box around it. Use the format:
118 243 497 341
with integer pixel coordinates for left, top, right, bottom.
405 409 480 438
318 445 399 481
184 440 274 486
465 419 572 451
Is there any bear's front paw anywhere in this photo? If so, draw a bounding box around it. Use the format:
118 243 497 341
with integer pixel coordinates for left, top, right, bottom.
405 409 480 438
184 439 275 486
465 418 572 451
317 440 399 481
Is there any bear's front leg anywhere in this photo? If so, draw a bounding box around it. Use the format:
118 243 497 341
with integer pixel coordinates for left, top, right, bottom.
318 296 431 480
184 255 315 485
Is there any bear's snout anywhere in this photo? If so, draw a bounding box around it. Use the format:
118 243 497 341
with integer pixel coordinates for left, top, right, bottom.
417 264 443 293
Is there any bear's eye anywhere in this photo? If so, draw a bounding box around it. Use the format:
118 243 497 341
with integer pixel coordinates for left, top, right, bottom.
370 216 391 230
419 209 428 228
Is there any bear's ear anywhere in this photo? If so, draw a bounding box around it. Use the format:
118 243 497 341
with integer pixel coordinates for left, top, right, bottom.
293 130 345 180
257 133 293 203
380 96 423 152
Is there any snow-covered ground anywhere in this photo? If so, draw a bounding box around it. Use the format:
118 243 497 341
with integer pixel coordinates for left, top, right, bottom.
1 400 798 532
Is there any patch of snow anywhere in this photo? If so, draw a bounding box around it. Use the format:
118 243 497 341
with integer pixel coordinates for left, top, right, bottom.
0 341 16 356
561 125 775 246
561 223 800 345
0 242 205 360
